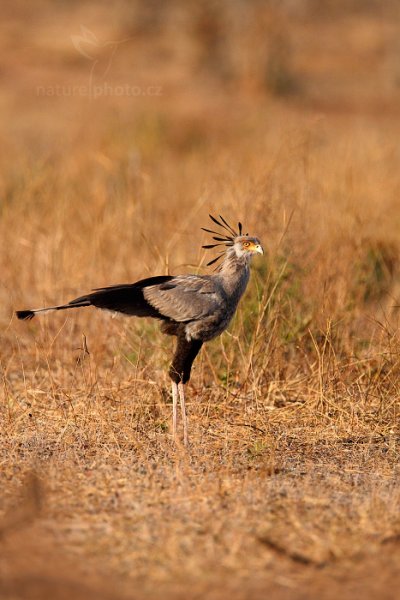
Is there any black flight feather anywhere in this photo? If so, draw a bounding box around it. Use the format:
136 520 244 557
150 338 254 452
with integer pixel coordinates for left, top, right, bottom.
71 276 174 318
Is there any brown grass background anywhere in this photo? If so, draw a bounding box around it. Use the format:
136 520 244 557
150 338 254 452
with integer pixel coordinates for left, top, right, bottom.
2 1 400 598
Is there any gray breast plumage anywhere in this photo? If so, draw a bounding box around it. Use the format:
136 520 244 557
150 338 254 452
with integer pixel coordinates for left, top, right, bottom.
143 253 251 342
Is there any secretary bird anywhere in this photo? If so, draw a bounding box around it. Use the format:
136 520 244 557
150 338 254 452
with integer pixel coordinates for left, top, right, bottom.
16 215 263 446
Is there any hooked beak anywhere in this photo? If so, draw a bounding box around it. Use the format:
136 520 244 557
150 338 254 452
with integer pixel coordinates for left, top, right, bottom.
254 244 264 255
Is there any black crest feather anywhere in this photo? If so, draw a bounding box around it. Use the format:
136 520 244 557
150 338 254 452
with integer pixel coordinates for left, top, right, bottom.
202 214 245 267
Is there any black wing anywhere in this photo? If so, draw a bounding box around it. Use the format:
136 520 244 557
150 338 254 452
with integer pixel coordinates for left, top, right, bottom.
71 275 175 319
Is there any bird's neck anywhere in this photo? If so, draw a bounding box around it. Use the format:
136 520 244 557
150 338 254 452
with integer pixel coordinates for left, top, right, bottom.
217 249 250 298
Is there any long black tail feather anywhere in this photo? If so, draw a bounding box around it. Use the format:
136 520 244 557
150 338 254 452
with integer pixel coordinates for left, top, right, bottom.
16 275 174 322
16 300 90 320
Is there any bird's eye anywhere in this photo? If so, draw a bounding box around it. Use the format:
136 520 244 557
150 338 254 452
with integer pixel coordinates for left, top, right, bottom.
243 241 250 248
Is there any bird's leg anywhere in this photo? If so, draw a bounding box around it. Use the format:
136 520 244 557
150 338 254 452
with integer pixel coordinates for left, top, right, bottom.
172 381 178 441
178 382 188 447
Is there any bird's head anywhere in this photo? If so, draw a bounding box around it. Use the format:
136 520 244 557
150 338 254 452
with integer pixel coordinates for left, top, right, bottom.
202 214 263 266
233 236 264 259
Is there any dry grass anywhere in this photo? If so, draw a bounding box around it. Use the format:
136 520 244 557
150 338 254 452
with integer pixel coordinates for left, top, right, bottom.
1 2 400 598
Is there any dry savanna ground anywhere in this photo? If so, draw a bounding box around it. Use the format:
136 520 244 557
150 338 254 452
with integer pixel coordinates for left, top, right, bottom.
1 2 400 599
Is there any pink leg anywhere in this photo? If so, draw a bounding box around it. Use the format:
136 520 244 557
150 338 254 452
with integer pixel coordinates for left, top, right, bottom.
172 382 178 441
178 382 188 447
